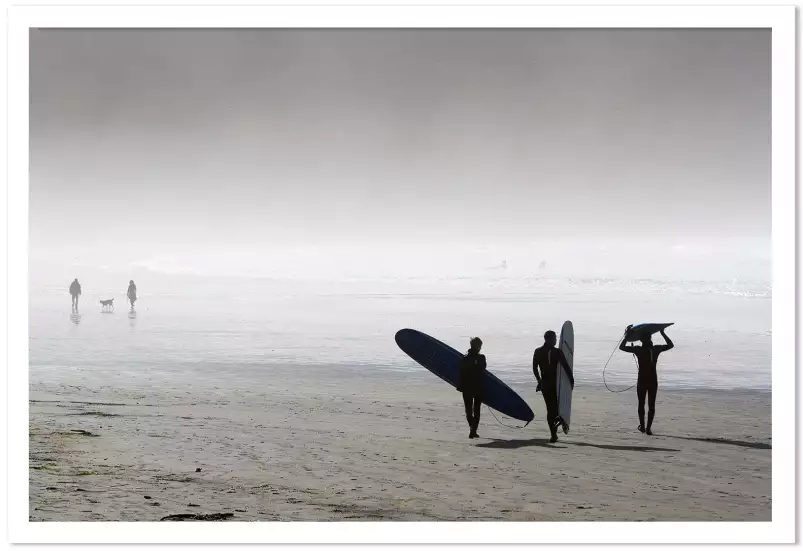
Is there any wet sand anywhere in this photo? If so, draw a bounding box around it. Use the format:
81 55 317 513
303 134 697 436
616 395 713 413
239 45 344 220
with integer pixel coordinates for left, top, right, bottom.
29 367 771 521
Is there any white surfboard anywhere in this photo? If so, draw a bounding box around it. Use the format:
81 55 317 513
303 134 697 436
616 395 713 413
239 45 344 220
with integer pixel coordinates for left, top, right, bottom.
556 320 574 434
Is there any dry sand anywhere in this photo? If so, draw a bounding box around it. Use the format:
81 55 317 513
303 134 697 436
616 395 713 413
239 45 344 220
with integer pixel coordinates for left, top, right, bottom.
29 367 770 521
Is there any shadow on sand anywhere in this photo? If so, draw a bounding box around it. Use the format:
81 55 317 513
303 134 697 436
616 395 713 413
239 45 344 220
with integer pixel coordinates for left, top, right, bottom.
475 438 567 450
477 438 679 453
665 436 771 450
569 441 680 453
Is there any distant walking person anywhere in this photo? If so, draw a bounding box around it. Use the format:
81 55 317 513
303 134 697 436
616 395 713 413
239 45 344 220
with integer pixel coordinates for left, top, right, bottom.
458 337 486 439
69 278 81 311
619 327 674 435
126 280 137 311
533 330 572 443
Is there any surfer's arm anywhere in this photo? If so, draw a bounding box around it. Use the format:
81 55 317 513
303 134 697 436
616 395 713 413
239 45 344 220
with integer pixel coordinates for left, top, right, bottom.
532 351 541 383
619 338 637 353
456 358 465 392
558 350 575 388
658 330 674 351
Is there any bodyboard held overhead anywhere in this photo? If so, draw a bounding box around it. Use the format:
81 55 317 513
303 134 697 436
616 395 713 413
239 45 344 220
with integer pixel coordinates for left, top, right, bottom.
625 323 674 342
395 328 534 423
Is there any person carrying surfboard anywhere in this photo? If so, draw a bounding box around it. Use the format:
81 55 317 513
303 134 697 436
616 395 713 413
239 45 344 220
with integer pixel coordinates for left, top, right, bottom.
458 337 486 439
533 330 573 443
619 326 674 435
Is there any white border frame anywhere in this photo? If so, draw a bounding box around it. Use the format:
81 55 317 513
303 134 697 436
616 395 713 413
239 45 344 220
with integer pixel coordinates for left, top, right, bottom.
7 4 795 544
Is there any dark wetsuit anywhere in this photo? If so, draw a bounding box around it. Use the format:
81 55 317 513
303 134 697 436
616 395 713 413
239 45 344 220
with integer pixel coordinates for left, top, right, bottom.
533 346 572 437
620 343 673 430
458 350 486 431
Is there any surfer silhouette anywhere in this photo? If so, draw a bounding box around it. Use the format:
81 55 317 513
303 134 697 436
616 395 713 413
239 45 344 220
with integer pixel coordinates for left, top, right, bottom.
533 330 572 443
619 327 674 435
458 337 486 439
69 278 82 311
126 280 137 311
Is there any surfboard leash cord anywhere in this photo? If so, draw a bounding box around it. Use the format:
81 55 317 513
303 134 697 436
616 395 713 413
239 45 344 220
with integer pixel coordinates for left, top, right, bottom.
485 404 531 429
603 329 638 393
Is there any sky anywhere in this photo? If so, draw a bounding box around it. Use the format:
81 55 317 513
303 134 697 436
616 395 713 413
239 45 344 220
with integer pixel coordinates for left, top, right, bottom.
29 29 771 278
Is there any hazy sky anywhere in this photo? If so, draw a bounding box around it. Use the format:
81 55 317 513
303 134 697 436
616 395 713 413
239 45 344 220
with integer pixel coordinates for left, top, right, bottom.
30 29 770 262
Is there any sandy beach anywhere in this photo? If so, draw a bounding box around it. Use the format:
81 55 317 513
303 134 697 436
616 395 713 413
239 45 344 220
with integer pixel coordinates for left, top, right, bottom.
23 22 777 531
29 366 771 522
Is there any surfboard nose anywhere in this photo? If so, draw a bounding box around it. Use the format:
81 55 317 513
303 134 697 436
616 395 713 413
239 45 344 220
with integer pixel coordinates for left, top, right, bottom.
394 328 417 344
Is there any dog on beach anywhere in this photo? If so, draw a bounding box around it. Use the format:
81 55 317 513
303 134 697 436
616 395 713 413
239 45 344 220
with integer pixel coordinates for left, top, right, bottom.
100 298 114 312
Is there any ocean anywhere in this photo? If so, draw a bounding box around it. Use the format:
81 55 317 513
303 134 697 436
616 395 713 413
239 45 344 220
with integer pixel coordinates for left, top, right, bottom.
29 273 771 394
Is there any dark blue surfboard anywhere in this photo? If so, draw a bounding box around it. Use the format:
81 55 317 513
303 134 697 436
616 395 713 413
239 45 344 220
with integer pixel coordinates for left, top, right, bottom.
395 328 534 423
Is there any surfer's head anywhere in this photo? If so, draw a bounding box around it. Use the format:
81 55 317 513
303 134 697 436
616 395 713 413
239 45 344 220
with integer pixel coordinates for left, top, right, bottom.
544 330 557 347
641 335 653 347
469 337 483 352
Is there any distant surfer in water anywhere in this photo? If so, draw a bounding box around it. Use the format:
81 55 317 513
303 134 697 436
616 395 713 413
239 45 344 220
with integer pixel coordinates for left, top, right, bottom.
533 330 572 443
126 280 137 311
458 337 486 439
619 327 674 435
69 278 82 311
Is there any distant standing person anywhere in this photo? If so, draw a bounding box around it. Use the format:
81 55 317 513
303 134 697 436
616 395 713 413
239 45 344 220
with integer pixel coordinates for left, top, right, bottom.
533 330 572 443
69 278 81 311
619 326 674 435
126 280 137 311
458 337 486 439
